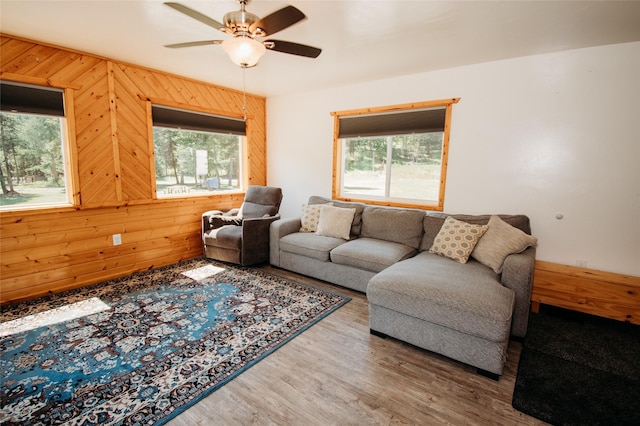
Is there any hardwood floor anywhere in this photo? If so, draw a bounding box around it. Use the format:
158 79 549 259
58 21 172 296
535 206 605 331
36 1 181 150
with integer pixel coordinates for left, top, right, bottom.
168 266 548 426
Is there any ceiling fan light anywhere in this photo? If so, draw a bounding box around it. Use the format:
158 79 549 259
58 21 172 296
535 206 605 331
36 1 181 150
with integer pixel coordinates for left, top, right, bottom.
222 37 266 68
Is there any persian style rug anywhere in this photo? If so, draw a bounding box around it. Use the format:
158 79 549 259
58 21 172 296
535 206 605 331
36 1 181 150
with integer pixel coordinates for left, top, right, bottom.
0 259 350 425
512 306 640 426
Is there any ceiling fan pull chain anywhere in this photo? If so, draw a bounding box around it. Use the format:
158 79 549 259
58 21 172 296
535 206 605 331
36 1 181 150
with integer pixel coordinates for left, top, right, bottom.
242 67 247 121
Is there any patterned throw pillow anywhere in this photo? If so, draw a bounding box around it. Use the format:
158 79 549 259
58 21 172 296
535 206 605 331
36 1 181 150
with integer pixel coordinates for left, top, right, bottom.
299 203 333 232
471 215 537 273
429 216 488 263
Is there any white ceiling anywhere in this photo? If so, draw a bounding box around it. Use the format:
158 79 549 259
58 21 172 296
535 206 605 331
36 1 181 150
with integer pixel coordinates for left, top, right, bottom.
2 1 640 98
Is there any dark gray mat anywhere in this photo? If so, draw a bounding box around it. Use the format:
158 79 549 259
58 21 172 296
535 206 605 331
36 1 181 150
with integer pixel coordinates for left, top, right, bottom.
512 306 640 426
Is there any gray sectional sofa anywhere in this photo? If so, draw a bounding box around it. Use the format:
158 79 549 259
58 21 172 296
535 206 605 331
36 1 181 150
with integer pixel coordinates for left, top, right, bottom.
269 196 536 378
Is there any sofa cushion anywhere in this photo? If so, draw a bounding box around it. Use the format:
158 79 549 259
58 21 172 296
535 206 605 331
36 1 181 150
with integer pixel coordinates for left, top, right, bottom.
279 232 347 261
308 196 366 237
330 238 417 273
360 206 425 249
204 225 242 249
429 216 488 263
367 251 515 342
420 213 532 252
471 215 538 273
299 202 332 233
316 205 356 240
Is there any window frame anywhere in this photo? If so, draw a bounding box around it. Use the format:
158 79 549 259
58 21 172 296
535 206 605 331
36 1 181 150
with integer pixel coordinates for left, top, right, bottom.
331 98 459 211
0 79 78 212
148 102 248 200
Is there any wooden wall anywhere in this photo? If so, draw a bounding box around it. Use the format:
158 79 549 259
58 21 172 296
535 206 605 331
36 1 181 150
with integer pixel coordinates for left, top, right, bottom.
0 34 267 304
531 261 640 324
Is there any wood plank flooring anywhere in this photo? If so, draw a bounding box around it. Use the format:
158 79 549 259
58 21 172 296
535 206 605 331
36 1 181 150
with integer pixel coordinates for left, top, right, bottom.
168 266 548 426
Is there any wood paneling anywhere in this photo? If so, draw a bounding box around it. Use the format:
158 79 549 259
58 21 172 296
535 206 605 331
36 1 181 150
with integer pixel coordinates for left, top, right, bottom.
0 34 266 304
75 60 116 207
111 62 153 203
531 261 640 324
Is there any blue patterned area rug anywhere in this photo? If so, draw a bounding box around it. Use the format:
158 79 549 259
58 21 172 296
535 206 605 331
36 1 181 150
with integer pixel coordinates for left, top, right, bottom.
0 259 350 425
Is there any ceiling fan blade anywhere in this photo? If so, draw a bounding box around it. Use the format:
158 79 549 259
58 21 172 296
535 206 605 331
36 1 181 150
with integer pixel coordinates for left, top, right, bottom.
265 40 322 58
164 40 223 49
164 2 224 31
249 6 306 36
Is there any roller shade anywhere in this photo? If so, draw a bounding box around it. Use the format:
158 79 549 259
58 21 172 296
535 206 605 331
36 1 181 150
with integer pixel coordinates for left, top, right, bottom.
152 105 245 136
1 81 65 117
338 107 446 138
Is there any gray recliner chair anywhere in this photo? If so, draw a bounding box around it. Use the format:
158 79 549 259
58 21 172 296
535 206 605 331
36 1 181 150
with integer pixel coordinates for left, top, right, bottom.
202 186 283 266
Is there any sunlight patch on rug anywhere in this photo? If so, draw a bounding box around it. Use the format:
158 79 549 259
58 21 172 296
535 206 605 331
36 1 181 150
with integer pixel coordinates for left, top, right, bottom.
0 297 111 337
180 264 226 280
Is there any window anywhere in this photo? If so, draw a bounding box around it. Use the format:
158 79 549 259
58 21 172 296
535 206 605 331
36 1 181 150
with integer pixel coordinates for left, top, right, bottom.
151 105 245 198
332 98 459 211
0 81 71 210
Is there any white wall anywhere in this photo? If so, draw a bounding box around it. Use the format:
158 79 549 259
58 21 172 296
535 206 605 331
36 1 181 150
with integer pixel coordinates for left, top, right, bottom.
267 42 640 277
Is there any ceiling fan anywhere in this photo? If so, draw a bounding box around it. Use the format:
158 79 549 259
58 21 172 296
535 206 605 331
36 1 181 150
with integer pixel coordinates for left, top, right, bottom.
164 1 322 68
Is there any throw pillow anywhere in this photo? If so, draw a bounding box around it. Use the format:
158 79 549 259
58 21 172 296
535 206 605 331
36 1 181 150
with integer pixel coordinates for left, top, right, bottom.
316 205 356 240
429 216 488 263
471 215 538 273
299 202 333 232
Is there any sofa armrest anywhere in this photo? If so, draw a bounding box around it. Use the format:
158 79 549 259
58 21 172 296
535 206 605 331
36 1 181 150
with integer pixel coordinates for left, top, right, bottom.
269 217 302 267
501 246 536 338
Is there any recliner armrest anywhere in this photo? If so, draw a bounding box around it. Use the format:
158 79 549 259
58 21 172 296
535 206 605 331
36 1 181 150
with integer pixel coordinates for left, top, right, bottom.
208 215 242 230
241 214 281 265
202 210 242 233
241 214 281 233
202 210 225 218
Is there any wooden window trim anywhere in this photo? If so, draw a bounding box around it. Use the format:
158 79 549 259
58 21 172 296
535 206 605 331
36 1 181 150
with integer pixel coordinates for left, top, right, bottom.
147 100 249 200
0 78 79 210
330 98 459 211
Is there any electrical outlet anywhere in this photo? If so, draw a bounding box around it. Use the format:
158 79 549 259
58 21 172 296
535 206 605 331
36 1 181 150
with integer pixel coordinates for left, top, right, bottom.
112 234 122 246
576 259 587 268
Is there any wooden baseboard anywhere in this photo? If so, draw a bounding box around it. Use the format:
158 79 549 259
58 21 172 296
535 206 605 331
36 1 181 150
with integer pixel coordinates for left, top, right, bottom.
531 261 640 324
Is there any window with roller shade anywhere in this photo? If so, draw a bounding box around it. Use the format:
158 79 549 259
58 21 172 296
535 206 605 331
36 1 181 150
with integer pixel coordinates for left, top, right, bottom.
0 80 71 210
331 98 459 211
151 105 245 198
